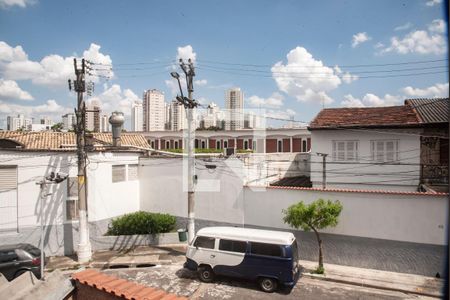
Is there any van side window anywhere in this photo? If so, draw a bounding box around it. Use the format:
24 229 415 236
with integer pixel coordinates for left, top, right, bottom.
193 236 215 249
219 239 247 253
250 242 283 257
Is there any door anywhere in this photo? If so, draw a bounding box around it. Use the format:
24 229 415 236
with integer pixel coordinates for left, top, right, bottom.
0 166 18 232
189 236 217 267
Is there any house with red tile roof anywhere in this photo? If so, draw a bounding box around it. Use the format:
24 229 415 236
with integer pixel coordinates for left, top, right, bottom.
0 131 151 256
308 98 448 192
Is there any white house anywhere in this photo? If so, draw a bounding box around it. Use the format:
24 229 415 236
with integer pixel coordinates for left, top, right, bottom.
0 131 149 255
308 98 448 192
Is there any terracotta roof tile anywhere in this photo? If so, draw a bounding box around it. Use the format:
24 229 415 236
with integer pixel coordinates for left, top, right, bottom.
72 270 187 300
0 131 150 152
309 105 420 129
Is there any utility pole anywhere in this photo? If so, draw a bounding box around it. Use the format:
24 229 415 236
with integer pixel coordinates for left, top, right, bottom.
69 58 91 263
171 59 197 243
316 153 328 189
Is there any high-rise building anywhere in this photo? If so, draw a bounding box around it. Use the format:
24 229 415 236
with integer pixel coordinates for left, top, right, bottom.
203 102 220 129
40 116 54 126
100 114 110 132
170 100 186 131
7 114 32 131
85 100 101 132
62 113 76 131
131 101 143 132
225 88 244 130
143 89 165 131
164 102 171 130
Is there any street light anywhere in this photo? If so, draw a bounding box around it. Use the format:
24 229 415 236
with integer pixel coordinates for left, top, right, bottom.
171 72 184 99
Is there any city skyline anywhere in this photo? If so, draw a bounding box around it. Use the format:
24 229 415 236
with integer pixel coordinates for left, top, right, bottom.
0 0 448 130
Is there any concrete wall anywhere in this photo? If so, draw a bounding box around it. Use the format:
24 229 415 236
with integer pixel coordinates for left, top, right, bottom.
139 157 447 245
310 129 421 191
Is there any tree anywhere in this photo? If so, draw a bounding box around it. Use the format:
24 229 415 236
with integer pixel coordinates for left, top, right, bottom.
282 199 343 273
51 122 63 132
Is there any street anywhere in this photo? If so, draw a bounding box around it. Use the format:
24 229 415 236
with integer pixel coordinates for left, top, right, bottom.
104 264 433 300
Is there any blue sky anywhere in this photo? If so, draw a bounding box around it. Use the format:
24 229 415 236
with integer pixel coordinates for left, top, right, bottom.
0 0 448 129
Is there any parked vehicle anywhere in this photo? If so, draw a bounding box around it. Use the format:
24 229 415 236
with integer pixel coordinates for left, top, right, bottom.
0 243 43 281
184 226 299 292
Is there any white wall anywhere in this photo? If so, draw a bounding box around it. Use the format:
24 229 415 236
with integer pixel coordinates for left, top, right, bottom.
310 129 421 191
244 187 447 245
0 151 141 230
139 157 447 245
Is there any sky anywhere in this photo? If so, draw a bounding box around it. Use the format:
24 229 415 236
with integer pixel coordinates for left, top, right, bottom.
0 0 448 129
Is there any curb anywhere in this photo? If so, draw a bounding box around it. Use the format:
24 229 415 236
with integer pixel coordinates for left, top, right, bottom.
303 273 442 298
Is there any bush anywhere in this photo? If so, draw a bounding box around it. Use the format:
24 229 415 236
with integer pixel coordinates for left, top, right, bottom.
106 211 176 236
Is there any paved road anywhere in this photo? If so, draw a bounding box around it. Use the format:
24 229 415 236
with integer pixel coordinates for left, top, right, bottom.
105 264 432 300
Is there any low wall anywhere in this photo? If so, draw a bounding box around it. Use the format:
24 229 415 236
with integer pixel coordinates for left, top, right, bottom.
91 232 180 251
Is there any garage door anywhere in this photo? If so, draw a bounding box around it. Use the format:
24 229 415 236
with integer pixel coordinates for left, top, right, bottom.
0 166 18 232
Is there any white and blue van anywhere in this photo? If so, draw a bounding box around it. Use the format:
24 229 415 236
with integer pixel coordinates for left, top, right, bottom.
184 226 299 292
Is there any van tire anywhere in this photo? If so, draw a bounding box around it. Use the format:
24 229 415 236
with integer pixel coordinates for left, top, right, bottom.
259 277 278 293
198 266 215 283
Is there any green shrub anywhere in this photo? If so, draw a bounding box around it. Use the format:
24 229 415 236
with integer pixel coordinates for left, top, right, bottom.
106 211 176 236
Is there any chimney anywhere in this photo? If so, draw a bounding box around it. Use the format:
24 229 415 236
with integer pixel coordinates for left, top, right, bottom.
109 111 125 147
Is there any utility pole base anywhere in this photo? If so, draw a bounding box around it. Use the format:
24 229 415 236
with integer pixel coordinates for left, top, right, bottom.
77 243 92 264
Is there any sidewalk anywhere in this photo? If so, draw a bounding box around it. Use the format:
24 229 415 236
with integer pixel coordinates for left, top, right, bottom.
300 260 444 298
46 245 444 298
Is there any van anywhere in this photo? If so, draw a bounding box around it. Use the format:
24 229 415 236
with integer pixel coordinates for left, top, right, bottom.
184 226 299 292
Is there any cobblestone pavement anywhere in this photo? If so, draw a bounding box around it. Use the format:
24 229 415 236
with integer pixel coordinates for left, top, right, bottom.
105 264 433 300
294 231 446 277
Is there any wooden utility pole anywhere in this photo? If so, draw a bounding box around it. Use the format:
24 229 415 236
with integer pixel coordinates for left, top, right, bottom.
69 58 92 263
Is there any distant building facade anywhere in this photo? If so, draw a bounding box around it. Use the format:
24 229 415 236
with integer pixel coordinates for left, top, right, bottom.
62 113 76 131
85 101 101 132
170 100 186 131
225 88 244 130
143 89 165 131
100 114 110 132
6 114 32 131
131 101 143 132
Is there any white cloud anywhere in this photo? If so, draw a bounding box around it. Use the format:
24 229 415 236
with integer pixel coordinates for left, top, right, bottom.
265 108 296 120
374 42 385 49
341 95 365 107
381 20 447 55
428 19 445 33
342 72 359 84
0 99 71 123
341 93 401 107
194 79 207 86
402 82 449 98
271 47 340 105
86 84 139 117
0 41 113 87
83 43 114 79
247 92 284 109
352 32 371 48
177 45 196 63
0 79 33 100
0 0 35 9
394 22 413 31
426 0 442 6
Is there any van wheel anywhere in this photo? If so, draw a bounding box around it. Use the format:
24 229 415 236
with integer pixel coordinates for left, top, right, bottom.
259 277 278 293
198 266 215 283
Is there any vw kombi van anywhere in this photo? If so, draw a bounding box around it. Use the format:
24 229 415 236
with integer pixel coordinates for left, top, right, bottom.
184 226 299 292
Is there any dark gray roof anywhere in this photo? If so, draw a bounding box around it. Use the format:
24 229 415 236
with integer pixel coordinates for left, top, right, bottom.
270 176 312 188
405 98 449 124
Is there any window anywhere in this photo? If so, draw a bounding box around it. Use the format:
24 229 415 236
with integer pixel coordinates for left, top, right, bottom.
244 140 249 149
112 165 126 182
224 141 228 148
371 140 398 162
66 177 79 221
277 140 283 152
302 140 307 152
250 242 283 257
128 164 138 181
201 141 206 149
174 141 179 149
166 141 170 149
216 141 221 149
219 239 247 253
332 141 359 161
193 236 215 249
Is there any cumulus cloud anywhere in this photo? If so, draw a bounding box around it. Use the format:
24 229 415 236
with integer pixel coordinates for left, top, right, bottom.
395 22 413 31
381 20 447 55
352 32 371 48
428 19 445 33
0 0 35 9
426 0 442 6
194 79 207 86
86 84 139 116
177 45 196 62
0 79 33 100
402 82 449 98
265 108 296 120
247 92 284 109
0 41 113 87
342 72 359 84
271 47 340 105
341 93 401 108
